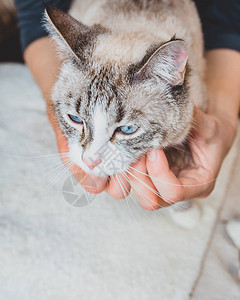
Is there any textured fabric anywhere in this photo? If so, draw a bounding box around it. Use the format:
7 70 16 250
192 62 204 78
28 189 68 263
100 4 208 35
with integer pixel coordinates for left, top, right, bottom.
14 0 240 52
1 61 239 300
14 0 71 51
197 0 240 52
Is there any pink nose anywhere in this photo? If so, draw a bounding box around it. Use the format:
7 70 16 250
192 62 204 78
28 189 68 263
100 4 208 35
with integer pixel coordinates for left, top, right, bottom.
82 156 102 170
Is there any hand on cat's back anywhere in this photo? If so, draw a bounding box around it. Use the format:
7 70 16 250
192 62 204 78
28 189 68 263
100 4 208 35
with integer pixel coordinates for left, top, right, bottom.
106 107 236 210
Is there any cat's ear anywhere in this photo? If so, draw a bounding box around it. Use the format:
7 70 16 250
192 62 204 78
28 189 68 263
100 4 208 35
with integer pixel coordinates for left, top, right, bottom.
132 40 188 86
44 6 105 62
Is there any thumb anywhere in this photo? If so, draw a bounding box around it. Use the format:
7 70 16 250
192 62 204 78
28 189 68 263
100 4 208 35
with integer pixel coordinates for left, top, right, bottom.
192 107 218 142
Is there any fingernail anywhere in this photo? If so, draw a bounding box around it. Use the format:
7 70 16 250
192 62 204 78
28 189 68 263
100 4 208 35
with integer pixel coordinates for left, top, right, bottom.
147 150 157 162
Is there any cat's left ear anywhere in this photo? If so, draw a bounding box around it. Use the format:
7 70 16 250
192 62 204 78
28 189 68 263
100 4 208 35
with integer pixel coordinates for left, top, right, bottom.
44 6 106 62
131 40 188 86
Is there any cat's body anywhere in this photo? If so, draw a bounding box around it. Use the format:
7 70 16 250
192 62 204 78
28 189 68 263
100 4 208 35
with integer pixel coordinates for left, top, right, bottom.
45 0 206 178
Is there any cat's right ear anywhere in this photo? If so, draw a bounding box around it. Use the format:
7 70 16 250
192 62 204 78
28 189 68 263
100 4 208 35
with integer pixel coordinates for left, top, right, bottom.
44 6 105 63
129 40 188 86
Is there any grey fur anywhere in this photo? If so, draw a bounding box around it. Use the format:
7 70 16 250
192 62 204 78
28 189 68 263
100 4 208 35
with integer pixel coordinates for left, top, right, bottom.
45 0 206 177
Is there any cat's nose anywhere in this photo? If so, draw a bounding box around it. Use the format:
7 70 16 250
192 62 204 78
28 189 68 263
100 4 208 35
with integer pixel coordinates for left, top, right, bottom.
82 156 102 170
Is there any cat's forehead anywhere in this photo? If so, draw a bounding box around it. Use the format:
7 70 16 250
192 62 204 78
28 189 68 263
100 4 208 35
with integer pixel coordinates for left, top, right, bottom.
93 33 153 65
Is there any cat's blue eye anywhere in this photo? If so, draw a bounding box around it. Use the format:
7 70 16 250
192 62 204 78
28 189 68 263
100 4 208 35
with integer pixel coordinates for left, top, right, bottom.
118 125 138 134
68 114 84 124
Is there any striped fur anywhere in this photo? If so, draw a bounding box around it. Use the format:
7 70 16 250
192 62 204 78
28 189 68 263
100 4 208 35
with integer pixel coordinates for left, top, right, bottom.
46 0 206 177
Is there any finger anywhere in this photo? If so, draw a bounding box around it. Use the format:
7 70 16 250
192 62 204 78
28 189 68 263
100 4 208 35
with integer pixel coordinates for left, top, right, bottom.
192 107 218 142
146 149 184 204
105 173 131 199
128 156 168 210
73 169 107 194
178 168 215 199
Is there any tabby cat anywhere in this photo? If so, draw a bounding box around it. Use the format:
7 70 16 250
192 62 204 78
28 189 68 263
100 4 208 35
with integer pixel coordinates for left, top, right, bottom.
45 0 206 194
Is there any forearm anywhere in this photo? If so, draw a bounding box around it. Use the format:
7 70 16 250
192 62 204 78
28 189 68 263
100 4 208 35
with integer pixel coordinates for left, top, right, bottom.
205 49 240 130
24 37 60 104
24 37 62 130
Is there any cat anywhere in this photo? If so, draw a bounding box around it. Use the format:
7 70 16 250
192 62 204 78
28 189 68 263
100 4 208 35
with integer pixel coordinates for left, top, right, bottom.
44 0 206 221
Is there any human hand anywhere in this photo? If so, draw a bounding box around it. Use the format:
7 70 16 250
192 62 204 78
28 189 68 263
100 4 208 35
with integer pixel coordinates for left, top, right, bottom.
24 39 239 207
106 50 240 206
106 107 238 210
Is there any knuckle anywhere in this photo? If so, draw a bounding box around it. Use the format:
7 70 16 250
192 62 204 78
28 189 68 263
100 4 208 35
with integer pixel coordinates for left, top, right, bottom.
169 188 184 203
200 183 215 198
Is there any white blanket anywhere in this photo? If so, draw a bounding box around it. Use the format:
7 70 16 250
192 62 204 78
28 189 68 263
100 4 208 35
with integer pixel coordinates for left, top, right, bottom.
0 63 239 300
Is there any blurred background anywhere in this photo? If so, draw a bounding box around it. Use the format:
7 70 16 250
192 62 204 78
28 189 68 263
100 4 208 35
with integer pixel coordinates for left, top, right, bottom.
0 0 23 62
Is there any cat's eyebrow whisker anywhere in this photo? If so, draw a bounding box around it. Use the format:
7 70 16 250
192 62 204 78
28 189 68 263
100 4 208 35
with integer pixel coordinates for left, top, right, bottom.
123 172 165 214
128 166 216 187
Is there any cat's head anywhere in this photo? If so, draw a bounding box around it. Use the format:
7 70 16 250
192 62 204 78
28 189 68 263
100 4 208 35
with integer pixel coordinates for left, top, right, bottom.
45 6 194 177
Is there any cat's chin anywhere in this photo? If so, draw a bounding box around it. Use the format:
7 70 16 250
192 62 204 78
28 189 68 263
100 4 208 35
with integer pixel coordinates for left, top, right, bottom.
68 143 132 177
71 160 130 178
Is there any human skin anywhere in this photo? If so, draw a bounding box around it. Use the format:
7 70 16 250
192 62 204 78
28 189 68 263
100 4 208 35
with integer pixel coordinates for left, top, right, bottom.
24 37 240 209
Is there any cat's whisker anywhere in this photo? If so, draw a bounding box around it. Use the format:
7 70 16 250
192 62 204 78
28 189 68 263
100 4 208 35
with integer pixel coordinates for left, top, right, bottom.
126 181 164 217
118 172 145 220
37 161 74 200
120 172 159 219
123 172 164 215
128 166 216 187
114 174 137 222
0 151 69 160
68 165 101 194
43 159 72 178
126 169 167 200
126 170 190 211
70 164 81 174
126 169 186 209
39 157 72 175
43 159 69 173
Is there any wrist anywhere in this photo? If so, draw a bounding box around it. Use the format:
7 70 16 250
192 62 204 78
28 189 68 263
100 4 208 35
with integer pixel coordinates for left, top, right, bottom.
212 109 238 155
207 94 239 130
205 49 240 134
24 37 61 102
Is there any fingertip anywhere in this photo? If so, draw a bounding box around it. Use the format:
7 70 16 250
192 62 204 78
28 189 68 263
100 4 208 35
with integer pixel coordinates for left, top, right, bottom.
139 198 167 211
74 172 107 194
147 149 158 163
146 148 169 174
105 175 131 199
